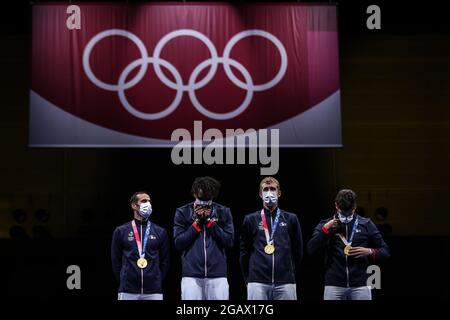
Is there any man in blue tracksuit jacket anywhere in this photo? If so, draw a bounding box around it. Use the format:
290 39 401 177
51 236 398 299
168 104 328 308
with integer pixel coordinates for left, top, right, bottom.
173 176 234 300
307 189 390 300
111 191 169 300
240 177 303 300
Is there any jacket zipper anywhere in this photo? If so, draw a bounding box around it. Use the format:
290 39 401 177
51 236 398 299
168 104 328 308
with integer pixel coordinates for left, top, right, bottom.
345 224 349 288
203 227 207 277
271 215 275 284
141 224 144 294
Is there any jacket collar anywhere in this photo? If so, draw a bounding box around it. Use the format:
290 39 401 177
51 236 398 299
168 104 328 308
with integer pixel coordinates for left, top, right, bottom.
133 218 149 226
263 207 280 217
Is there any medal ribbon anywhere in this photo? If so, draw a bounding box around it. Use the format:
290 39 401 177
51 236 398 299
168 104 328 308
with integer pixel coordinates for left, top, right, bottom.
337 216 359 246
260 208 281 246
131 220 151 258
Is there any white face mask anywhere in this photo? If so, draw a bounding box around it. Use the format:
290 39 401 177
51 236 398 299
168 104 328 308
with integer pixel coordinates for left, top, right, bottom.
262 191 278 208
194 199 212 207
138 202 152 219
338 211 354 224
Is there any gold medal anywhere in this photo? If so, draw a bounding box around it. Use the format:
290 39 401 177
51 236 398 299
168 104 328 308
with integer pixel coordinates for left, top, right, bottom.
264 244 275 255
137 257 148 269
344 245 352 256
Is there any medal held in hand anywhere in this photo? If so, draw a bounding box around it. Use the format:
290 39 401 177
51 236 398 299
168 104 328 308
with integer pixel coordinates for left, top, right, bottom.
344 245 352 256
260 209 281 255
132 220 152 269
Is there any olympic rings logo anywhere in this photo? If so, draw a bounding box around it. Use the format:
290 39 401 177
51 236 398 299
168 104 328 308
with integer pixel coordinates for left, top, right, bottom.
82 29 288 120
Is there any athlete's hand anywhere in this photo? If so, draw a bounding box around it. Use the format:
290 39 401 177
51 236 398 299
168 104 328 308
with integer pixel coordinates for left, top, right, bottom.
348 247 372 258
202 207 211 218
323 218 340 232
194 205 211 219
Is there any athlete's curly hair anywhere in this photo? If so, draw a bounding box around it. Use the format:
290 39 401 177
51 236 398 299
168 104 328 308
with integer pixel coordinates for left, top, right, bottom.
335 189 357 211
191 176 221 200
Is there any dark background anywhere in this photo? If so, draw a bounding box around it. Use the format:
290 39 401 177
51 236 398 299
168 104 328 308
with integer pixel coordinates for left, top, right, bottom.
0 0 449 301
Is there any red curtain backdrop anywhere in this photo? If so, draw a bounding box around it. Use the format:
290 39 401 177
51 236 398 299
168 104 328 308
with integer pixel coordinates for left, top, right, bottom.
30 3 341 146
